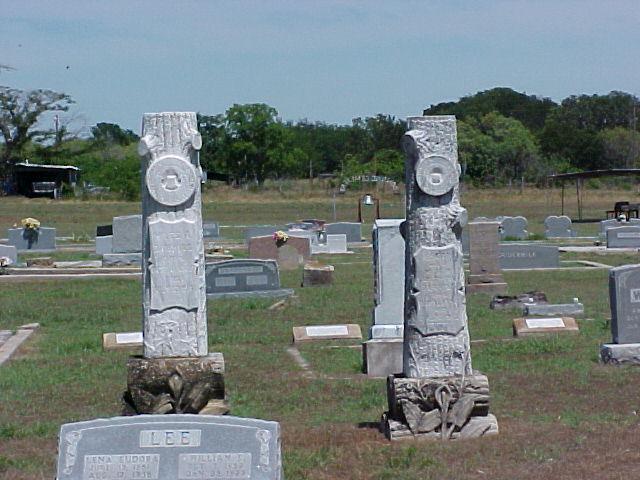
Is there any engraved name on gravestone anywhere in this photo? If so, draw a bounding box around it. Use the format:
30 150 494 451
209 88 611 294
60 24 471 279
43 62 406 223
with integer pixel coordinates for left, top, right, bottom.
499 244 559 269
139 112 207 358
609 264 640 344
56 415 282 480
607 226 640 248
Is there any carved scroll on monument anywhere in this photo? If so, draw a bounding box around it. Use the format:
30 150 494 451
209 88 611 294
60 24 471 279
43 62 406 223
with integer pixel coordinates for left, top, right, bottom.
139 112 207 358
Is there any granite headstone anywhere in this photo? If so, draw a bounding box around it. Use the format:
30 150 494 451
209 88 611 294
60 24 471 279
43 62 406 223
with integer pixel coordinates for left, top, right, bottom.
499 244 559 269
206 259 293 299
0 244 18 264
500 216 528 240
325 222 362 243
112 214 142 253
544 215 576 238
607 226 640 248
7 227 56 251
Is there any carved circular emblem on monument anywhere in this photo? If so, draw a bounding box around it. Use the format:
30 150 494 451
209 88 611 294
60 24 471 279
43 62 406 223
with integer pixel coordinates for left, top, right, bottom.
146 156 197 206
415 155 458 196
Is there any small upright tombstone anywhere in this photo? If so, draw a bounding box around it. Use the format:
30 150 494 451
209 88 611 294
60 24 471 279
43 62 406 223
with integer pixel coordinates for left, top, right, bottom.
382 115 498 440
56 415 282 480
123 112 226 415
363 219 405 378
0 245 18 265
102 214 143 266
544 215 576 238
500 216 528 240
601 264 640 364
607 226 640 248
248 235 311 270
467 221 507 294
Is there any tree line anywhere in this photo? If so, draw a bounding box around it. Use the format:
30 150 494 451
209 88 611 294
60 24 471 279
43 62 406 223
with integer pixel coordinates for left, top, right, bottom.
1 85 639 198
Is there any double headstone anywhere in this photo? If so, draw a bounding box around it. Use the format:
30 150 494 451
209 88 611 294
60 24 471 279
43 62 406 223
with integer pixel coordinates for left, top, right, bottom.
363 219 405 378
607 226 640 248
544 215 576 238
382 115 498 440
600 218 640 238
7 227 56 251
500 216 528 240
601 264 640 364
248 235 311 270
56 415 282 480
206 259 293 299
499 244 559 269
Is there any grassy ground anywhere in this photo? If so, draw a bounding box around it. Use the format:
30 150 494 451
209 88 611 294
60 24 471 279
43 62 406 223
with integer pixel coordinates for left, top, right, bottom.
1 189 640 479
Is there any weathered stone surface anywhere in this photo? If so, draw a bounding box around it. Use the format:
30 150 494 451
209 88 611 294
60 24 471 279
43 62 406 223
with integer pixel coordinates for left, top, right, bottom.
512 317 579 336
607 226 640 248
95 235 113 255
325 222 362 242
383 115 496 441
205 259 293 299
26 257 54 267
0 245 18 265
57 414 282 480
524 301 584 317
8 227 56 251
467 221 507 294
139 112 207 359
302 262 334 286
362 338 403 377
499 244 559 269
500 216 528 240
248 235 311 270
544 215 576 238
490 291 548 310
124 355 225 415
112 215 142 253
102 252 142 267
609 264 640 344
372 219 405 331
600 343 640 365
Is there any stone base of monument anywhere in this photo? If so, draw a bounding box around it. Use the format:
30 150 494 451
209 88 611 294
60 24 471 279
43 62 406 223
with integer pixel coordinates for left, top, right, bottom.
362 338 403 378
466 274 507 295
123 354 227 415
302 262 334 287
102 252 142 267
600 343 640 365
382 374 498 441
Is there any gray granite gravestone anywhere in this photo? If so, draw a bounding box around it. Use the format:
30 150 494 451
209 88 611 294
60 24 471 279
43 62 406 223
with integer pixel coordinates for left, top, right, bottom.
382 115 497 440
0 244 18 265
206 259 293 299
500 216 528 240
123 112 225 415
524 299 584 317
112 214 142 253
56 415 282 480
363 219 405 378
600 218 640 237
244 226 287 245
607 226 640 248
95 235 113 255
7 227 56 251
203 222 220 238
601 264 640 365
544 215 576 238
499 244 559 269
325 222 362 243
312 234 348 254
467 221 507 294
461 226 470 256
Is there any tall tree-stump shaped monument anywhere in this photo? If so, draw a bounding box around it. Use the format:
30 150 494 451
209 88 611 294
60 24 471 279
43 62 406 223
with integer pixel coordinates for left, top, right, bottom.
123 112 226 415
382 116 498 440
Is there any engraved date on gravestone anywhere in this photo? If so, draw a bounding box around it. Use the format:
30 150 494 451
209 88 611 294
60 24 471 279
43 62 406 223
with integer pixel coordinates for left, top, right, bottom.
83 454 160 480
149 218 199 311
178 453 251 479
139 430 201 448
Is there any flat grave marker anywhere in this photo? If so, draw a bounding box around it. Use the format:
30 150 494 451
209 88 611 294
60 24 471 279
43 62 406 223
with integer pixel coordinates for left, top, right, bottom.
102 331 143 351
513 316 579 336
292 324 362 343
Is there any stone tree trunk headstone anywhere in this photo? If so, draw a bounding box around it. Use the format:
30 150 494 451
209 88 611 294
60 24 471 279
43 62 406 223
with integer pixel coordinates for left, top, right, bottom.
123 112 226 415
382 115 498 440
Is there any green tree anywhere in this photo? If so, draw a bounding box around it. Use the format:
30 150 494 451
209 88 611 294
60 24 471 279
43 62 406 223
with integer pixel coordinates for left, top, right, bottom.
598 127 640 169
0 86 74 175
91 122 138 146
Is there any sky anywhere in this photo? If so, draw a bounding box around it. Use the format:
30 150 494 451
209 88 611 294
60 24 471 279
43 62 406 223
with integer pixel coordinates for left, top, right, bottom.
1 0 639 136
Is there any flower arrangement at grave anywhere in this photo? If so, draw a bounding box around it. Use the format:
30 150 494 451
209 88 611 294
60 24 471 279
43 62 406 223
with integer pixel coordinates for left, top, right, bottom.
21 218 40 230
0 256 12 275
273 230 289 247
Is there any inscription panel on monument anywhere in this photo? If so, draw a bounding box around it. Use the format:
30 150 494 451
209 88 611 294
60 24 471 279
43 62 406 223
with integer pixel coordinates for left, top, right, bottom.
206 259 280 295
57 415 282 480
149 218 199 311
610 264 640 343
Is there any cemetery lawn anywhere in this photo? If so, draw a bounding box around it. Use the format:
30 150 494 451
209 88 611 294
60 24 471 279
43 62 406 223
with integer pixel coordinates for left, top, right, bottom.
1 189 640 479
